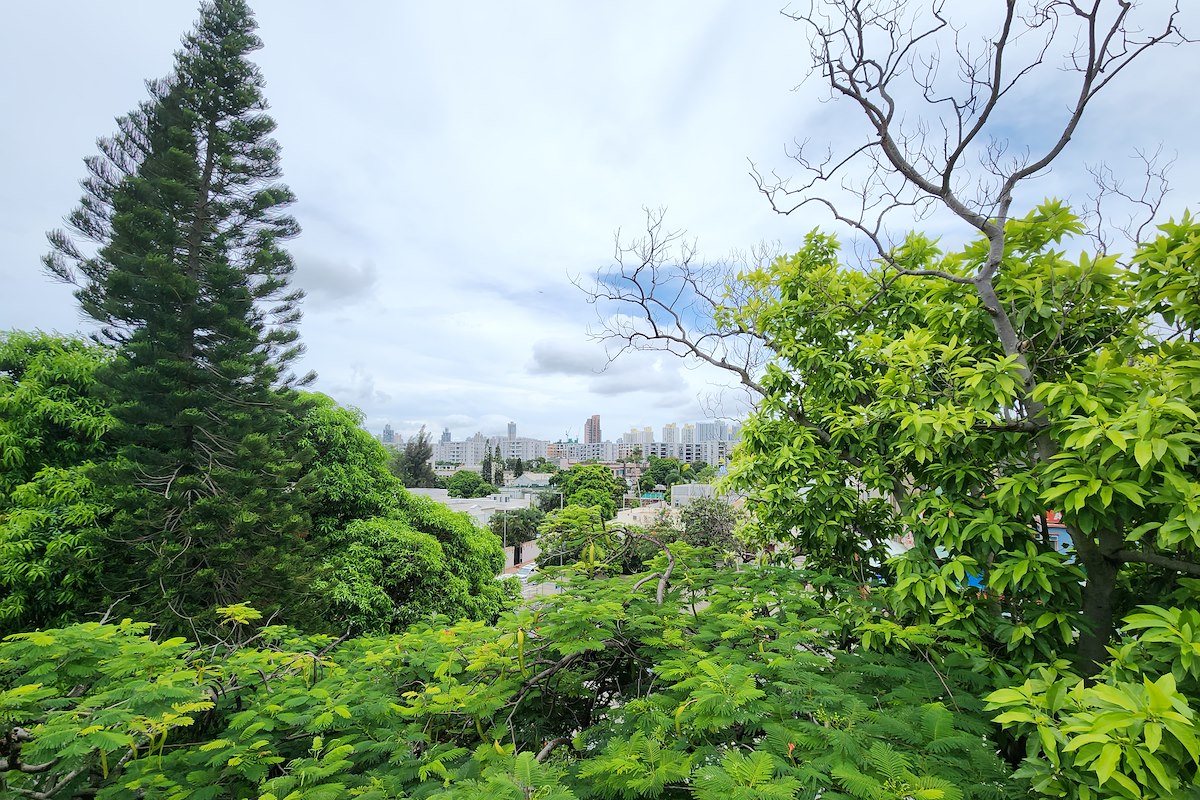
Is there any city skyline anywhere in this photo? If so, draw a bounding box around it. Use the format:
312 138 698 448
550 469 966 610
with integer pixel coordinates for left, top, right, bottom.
380 413 740 445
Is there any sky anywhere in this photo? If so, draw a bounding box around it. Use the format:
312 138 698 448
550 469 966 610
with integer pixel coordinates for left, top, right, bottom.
3 1 1198 443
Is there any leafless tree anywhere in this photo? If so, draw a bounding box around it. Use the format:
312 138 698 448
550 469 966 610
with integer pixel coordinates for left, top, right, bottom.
756 1 1187 255
593 2 1188 396
582 207 777 409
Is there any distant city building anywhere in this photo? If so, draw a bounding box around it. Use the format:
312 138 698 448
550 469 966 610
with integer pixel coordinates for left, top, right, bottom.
431 430 547 468
621 426 654 445
614 442 643 461
584 414 602 444
680 423 696 444
550 440 615 462
500 437 548 462
381 424 395 444
416 415 738 472
661 422 678 444
644 440 733 466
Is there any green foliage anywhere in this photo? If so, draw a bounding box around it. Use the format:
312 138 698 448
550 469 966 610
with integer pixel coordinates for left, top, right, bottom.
678 495 741 553
294 393 508 632
0 333 114 634
715 206 1200 797
314 517 456 631
480 444 505 488
389 425 439 488
446 470 497 498
41 0 316 636
524 456 559 474
0 371 510 639
987 600 1200 798
0 466 109 634
639 456 684 494
489 506 545 546
725 206 1200 673
536 504 606 568
551 463 626 520
539 488 567 513
0 332 113 497
0 548 1022 799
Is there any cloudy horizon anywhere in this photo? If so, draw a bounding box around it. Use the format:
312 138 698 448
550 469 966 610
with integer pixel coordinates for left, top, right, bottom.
3 1 1198 442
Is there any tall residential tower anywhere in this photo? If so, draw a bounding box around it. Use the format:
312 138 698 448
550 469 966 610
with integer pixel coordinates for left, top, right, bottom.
584 414 602 444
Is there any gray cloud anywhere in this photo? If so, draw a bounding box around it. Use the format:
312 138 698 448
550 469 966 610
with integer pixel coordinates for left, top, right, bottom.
3 1 1198 443
528 340 607 377
588 363 688 397
293 254 379 309
327 364 391 409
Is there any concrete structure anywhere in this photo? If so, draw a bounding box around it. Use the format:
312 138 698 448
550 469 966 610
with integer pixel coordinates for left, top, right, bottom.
670 482 717 507
548 440 615 463
695 421 727 442
643 440 733 466
621 426 655 445
613 442 642 461
614 501 674 528
405 487 529 527
584 414 602 444
508 472 553 489
431 432 547 468
395 416 740 474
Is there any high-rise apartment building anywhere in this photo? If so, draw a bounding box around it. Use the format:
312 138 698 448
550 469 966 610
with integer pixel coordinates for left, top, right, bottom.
695 421 727 442
507 421 517 441
622 426 655 445
440 427 451 444
661 422 678 444
584 414 602 444
381 424 395 444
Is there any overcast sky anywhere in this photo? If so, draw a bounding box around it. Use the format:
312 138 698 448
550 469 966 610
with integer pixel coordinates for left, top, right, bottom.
3 2 1198 442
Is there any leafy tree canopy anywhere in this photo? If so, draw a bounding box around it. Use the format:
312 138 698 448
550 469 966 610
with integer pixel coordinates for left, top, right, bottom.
678 495 741 554
0 332 113 499
0 546 1025 800
488 506 545 546
0 332 115 634
388 425 438 488
287 393 508 633
446 470 497 499
535 504 606 568
551 463 626 520
726 207 1200 675
40 0 315 636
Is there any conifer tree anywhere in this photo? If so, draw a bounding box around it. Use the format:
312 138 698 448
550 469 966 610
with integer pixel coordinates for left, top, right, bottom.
44 0 315 633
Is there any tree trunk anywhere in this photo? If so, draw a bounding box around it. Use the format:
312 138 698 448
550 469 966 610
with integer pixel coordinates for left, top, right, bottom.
975 272 1122 674
1074 542 1119 676
1071 525 1126 675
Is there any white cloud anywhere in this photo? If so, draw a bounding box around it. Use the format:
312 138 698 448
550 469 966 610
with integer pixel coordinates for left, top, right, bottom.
2 1 1198 443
